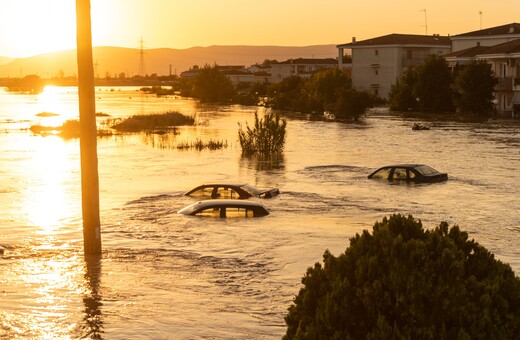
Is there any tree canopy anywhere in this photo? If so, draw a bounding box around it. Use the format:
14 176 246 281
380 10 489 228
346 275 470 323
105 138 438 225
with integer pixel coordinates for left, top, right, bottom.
389 55 498 115
192 64 234 103
284 214 520 339
455 59 497 116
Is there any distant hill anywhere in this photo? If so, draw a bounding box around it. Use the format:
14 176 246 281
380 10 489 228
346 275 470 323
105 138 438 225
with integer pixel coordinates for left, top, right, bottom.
0 56 13 66
0 45 338 78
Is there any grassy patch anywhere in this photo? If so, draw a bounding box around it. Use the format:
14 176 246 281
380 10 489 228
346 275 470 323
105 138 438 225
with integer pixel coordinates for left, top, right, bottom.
110 111 195 132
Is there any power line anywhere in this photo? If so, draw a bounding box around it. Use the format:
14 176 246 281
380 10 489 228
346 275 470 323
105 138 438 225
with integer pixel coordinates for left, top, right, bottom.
138 37 146 76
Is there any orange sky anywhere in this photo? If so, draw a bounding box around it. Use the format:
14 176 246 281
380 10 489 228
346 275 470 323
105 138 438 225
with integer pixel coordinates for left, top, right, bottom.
0 0 518 58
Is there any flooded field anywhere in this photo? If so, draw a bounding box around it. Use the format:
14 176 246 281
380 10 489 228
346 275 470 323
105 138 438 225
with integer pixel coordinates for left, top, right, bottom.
1 86 519 338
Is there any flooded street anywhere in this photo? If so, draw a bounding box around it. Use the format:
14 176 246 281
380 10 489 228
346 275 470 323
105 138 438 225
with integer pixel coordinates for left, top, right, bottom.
1 86 519 338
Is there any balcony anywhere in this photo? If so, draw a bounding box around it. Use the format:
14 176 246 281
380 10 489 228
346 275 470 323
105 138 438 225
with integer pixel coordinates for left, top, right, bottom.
495 77 513 92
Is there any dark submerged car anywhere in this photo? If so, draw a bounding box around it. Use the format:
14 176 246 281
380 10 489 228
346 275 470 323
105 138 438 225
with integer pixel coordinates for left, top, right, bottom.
184 183 279 199
368 164 448 183
178 199 270 218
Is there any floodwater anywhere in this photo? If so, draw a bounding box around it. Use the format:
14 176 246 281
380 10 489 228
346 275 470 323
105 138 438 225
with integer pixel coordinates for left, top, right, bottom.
0 86 519 338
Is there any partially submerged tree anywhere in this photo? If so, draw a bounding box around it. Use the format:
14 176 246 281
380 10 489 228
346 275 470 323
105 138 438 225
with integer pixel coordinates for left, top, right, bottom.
238 110 286 155
192 64 234 103
285 214 520 339
414 54 454 112
455 59 497 116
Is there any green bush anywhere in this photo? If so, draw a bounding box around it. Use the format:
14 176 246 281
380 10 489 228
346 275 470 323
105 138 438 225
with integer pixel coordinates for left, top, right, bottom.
238 111 286 155
284 214 520 339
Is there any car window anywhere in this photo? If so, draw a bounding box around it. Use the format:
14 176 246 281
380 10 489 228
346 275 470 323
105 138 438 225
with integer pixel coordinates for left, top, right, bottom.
216 187 239 199
371 167 392 180
196 207 222 217
189 187 214 198
226 207 252 218
415 165 437 175
408 169 416 180
392 168 407 180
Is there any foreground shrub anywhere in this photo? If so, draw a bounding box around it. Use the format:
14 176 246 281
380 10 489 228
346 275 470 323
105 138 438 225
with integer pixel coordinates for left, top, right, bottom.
238 111 286 155
285 214 520 339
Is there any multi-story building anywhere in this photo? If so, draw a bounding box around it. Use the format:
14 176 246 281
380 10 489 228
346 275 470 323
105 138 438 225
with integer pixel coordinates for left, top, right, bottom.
337 34 451 99
269 58 338 83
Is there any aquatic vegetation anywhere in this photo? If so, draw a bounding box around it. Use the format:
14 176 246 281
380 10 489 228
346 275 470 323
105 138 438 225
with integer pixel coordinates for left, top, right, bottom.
176 139 228 151
109 111 195 132
5 75 45 94
36 112 60 117
29 119 81 139
238 110 286 155
140 86 176 97
29 120 113 139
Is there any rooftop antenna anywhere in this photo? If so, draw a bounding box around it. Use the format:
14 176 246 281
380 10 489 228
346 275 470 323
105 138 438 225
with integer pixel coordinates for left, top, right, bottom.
420 9 428 35
138 36 146 77
479 11 483 30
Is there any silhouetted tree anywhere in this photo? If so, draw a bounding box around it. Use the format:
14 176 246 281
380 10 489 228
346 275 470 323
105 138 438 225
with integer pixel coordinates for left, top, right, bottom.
455 59 497 116
388 68 419 111
285 214 520 339
192 64 234 103
414 54 454 112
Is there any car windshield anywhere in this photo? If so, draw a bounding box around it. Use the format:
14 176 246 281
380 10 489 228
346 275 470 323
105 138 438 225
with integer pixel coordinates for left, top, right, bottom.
240 184 261 195
415 165 438 175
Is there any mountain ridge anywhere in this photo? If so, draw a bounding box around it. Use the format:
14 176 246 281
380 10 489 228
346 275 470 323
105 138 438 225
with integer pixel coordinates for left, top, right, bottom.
0 45 338 78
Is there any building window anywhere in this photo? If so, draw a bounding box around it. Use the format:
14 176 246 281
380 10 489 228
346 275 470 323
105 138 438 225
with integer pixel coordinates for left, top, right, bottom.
375 69 379 76
375 49 379 56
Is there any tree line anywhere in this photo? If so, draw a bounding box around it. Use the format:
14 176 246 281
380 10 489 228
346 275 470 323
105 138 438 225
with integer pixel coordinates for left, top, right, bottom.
174 64 377 121
389 55 497 116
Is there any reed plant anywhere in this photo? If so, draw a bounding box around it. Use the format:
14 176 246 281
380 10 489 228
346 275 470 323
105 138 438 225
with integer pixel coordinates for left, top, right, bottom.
238 111 286 155
176 139 228 151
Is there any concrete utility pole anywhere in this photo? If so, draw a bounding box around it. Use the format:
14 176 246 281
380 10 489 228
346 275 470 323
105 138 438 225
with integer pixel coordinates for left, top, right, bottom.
76 0 101 254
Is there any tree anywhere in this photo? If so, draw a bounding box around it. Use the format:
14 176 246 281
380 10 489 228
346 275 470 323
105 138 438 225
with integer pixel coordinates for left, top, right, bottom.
305 67 352 107
330 87 375 121
388 55 454 113
414 54 454 112
192 64 234 103
284 214 520 339
388 68 418 111
268 76 308 112
455 59 497 116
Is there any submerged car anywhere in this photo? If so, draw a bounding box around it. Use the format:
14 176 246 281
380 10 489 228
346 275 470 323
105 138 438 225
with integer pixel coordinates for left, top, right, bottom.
178 199 270 218
184 183 279 199
368 164 448 183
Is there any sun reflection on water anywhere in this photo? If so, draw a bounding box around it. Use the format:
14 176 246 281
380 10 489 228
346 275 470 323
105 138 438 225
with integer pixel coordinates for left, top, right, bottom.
0 250 99 339
20 135 79 233
35 86 79 127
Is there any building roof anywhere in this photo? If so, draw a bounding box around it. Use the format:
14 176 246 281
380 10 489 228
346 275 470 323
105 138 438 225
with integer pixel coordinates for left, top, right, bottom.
454 23 520 38
337 33 451 48
444 38 520 58
444 45 491 58
478 38 520 55
277 58 337 65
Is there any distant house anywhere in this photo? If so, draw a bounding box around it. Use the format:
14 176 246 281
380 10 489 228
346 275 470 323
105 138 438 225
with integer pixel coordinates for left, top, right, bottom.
337 34 451 99
445 23 520 116
269 58 338 82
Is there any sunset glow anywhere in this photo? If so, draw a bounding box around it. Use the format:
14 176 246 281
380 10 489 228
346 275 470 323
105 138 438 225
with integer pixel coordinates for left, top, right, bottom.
0 0 519 58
